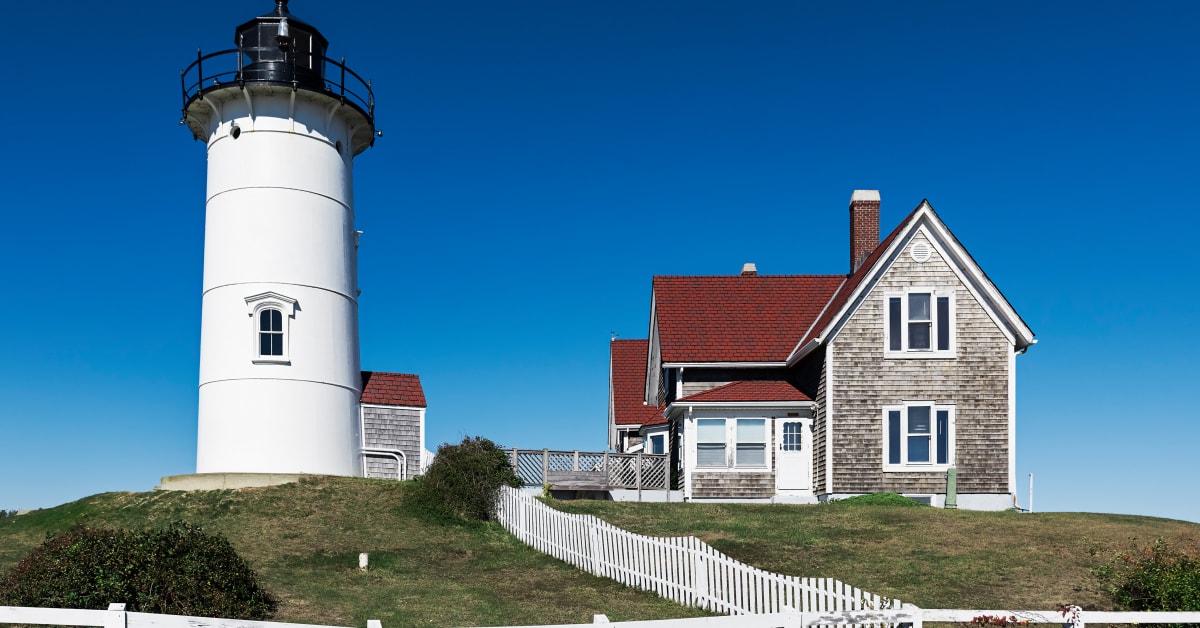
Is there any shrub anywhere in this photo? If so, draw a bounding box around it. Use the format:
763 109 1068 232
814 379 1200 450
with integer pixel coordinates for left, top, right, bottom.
1093 537 1200 612
834 492 925 507
0 523 277 619
409 436 522 523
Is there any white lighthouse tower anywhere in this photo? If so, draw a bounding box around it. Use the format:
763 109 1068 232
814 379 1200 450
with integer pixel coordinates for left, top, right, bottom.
181 0 375 476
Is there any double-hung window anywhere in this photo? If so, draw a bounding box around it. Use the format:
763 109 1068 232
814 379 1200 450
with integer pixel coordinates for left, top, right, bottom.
884 403 953 471
696 419 726 467
259 308 284 356
886 288 954 357
735 419 766 466
695 418 769 468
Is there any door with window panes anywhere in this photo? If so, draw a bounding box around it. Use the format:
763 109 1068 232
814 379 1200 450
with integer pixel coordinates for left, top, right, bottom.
775 418 812 492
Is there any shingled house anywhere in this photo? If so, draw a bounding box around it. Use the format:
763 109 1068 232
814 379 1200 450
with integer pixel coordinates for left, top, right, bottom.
608 191 1035 509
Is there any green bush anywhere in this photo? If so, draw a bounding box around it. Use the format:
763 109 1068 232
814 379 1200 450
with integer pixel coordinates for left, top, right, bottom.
0 523 277 619
409 436 522 523
834 492 925 507
1093 537 1200 612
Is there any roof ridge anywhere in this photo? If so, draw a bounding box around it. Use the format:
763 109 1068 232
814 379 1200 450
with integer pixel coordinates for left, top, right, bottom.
652 273 847 279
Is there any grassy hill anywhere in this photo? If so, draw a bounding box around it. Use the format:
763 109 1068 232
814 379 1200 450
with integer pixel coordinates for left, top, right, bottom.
549 496 1200 611
2 478 1197 626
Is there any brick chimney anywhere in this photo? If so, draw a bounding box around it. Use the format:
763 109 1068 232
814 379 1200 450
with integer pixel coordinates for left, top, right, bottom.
740 262 758 277
849 190 880 273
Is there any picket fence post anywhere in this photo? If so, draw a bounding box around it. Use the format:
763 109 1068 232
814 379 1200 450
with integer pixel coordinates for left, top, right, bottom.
691 537 708 610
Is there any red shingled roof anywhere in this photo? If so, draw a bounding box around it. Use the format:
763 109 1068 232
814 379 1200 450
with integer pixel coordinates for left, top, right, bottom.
796 207 920 350
678 380 811 403
361 371 427 408
653 275 846 363
610 339 665 426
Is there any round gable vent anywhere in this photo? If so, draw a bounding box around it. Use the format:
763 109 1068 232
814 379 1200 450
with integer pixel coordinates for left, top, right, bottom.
910 241 932 263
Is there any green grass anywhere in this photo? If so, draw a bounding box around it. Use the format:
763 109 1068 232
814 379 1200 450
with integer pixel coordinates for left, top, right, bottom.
547 498 1200 611
2 480 1197 626
0 478 707 627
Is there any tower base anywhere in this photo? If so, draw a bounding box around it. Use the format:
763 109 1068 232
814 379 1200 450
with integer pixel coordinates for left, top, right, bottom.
156 472 322 491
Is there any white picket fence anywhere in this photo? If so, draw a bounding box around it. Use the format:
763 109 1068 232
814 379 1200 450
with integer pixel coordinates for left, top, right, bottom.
510 608 1200 627
495 486 902 616
0 603 378 628
5 603 1200 628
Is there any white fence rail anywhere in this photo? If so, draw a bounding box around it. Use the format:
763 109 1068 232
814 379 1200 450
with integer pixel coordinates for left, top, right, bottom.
495 486 901 616
4 603 1199 628
0 603 379 628
512 608 1200 627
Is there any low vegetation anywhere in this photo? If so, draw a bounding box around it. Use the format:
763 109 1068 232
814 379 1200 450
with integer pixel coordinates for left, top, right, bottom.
1092 536 1200 611
2 480 1198 626
0 523 277 619
408 436 522 523
0 478 707 626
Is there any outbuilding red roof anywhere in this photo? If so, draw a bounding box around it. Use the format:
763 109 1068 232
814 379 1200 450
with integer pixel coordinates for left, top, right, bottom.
610 339 665 426
653 275 846 363
361 371 427 408
678 380 811 403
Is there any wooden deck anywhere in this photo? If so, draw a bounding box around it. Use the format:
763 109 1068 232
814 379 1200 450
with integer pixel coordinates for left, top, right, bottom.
544 470 609 491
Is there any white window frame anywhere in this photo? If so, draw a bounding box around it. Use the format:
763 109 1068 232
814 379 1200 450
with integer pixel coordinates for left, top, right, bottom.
735 419 767 467
696 419 727 468
245 292 297 365
884 287 956 359
693 418 770 470
882 402 955 472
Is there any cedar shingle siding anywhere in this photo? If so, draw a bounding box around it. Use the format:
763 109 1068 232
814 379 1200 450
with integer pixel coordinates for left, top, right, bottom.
814 349 828 495
363 405 423 480
691 472 775 499
829 231 1010 495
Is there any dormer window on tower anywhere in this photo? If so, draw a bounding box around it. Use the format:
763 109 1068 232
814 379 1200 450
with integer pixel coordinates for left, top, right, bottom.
246 292 297 364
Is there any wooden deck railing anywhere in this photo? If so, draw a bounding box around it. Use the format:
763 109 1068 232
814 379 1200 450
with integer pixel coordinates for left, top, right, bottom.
510 449 670 492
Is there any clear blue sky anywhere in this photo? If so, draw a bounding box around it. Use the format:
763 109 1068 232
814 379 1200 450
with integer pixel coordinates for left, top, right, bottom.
1 1 1197 523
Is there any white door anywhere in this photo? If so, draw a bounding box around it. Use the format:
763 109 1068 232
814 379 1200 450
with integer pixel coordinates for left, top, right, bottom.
775 418 812 492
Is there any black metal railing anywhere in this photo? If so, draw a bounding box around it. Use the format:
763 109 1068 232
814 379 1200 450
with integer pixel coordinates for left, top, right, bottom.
180 47 374 123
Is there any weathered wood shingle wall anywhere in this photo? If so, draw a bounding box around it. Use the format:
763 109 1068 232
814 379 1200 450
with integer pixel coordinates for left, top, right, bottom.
829 230 1011 495
362 405 424 480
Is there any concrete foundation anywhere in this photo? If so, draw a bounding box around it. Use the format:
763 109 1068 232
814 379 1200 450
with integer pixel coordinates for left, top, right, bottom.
157 472 318 491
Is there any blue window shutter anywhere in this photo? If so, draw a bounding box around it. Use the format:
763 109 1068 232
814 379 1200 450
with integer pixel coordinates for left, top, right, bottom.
888 298 902 351
936 297 950 351
888 410 901 464
936 410 949 464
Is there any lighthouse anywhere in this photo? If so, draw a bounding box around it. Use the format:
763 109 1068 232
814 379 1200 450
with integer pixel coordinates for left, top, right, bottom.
181 1 375 476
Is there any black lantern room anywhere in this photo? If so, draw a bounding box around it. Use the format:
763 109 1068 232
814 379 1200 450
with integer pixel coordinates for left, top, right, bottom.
181 0 375 149
236 0 329 90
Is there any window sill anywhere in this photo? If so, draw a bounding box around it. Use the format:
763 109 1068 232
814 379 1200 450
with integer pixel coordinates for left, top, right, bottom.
695 466 770 472
252 358 292 365
883 350 957 360
883 463 953 473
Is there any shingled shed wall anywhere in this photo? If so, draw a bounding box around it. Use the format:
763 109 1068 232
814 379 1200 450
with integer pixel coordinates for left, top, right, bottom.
360 371 427 481
363 405 423 479
828 230 1011 496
